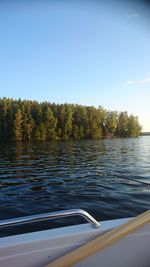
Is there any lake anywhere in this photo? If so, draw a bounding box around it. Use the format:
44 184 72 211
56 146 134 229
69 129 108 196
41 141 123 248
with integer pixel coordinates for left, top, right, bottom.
0 137 150 235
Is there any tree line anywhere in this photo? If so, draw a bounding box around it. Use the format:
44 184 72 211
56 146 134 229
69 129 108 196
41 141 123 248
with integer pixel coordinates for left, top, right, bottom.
0 97 142 141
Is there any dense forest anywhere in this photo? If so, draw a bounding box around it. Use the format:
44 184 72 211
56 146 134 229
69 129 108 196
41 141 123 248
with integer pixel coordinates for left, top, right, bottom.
0 97 142 141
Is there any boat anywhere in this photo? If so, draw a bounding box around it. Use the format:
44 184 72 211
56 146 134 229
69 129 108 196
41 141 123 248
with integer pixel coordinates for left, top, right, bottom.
0 209 150 267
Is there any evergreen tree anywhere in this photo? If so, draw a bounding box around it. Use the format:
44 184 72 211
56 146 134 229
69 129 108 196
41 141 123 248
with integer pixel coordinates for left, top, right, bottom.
116 112 129 137
0 97 142 141
87 106 102 139
13 108 23 141
39 123 47 140
44 107 58 140
73 105 88 139
128 115 142 137
106 111 118 135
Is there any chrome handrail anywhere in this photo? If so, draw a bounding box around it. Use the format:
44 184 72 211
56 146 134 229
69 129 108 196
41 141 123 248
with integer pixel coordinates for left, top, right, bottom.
0 209 100 229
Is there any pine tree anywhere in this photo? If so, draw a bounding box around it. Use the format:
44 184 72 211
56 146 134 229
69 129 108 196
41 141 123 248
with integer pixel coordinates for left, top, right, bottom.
0 98 143 141
116 112 129 137
44 107 58 140
128 115 142 137
13 108 23 141
106 111 118 135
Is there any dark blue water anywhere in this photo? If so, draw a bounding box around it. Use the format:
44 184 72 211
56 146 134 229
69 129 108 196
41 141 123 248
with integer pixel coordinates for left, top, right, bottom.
0 137 150 236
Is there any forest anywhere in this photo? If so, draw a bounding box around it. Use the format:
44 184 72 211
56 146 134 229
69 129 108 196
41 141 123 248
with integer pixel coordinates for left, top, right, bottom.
0 97 142 141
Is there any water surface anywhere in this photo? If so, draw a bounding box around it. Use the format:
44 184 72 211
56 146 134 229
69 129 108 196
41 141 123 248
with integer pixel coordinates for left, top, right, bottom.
0 137 150 235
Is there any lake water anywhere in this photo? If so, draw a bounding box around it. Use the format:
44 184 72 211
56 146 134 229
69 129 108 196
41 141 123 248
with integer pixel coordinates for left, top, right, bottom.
0 137 150 235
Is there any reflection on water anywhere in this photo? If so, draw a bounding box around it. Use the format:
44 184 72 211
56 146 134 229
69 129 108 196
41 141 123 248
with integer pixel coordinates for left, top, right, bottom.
0 137 150 235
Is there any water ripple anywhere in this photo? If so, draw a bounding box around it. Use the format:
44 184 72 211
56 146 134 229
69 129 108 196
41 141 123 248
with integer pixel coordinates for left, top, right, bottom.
0 137 150 236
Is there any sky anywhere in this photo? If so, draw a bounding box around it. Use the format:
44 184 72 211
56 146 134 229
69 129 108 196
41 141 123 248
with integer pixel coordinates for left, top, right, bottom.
0 0 150 131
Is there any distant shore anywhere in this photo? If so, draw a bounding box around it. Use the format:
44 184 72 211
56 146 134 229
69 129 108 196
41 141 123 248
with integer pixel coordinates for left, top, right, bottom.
142 132 150 136
0 97 142 141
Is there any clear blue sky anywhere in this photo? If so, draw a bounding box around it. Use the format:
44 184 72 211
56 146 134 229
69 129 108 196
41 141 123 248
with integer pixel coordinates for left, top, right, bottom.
0 0 150 131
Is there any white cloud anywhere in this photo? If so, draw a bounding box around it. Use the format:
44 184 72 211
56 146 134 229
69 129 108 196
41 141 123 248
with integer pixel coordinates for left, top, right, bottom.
126 13 140 19
126 75 150 85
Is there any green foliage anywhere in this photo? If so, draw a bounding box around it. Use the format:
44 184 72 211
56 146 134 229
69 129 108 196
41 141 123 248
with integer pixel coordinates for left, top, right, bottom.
72 105 88 139
128 115 142 137
106 111 118 134
44 106 57 140
116 112 129 137
13 108 23 141
0 97 142 141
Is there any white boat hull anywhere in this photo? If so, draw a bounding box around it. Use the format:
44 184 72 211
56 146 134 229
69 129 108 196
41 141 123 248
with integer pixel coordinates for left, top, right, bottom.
0 217 150 267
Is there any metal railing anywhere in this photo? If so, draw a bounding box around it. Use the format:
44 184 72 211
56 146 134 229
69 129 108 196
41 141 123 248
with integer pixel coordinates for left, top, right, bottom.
0 209 100 229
